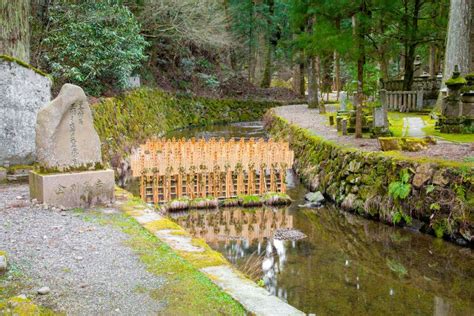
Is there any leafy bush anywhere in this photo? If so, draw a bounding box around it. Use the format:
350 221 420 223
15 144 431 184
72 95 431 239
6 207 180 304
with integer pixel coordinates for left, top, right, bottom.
43 2 147 95
388 169 411 200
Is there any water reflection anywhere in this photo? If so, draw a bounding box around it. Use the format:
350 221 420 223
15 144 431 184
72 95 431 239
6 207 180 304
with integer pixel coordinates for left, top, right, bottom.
163 122 473 315
172 199 474 315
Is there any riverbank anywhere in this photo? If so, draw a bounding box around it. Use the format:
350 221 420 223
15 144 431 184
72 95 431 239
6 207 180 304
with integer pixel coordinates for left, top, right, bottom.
264 106 473 246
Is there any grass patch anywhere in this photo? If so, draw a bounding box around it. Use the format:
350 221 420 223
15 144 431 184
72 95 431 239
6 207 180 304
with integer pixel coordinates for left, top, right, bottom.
388 111 474 143
0 264 58 315
177 238 228 269
79 211 245 315
144 219 182 232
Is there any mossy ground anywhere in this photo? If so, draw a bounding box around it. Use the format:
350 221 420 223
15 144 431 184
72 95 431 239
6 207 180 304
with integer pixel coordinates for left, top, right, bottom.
388 112 474 143
79 209 245 315
0 260 58 315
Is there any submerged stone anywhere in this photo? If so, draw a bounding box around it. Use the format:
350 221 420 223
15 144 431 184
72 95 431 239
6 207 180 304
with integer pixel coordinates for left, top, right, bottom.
305 191 325 204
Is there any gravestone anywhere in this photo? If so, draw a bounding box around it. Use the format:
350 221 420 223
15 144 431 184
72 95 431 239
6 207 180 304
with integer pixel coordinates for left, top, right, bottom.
341 119 348 135
372 106 390 136
29 84 114 208
340 92 347 111
0 56 51 165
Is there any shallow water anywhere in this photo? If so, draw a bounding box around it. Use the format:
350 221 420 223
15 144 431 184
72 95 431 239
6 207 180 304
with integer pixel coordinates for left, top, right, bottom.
152 122 474 315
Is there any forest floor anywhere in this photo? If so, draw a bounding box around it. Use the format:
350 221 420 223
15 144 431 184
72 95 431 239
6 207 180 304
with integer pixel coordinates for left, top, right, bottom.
273 104 473 162
0 184 245 315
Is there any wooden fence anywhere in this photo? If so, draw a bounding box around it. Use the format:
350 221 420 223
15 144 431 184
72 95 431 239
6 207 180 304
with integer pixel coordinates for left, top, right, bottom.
382 90 424 112
131 138 294 204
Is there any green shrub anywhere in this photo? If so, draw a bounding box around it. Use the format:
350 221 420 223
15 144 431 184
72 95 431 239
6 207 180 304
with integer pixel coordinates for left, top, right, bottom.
43 2 147 95
388 169 411 200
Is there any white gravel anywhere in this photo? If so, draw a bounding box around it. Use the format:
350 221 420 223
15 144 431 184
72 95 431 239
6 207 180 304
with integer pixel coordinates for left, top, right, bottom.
0 184 165 315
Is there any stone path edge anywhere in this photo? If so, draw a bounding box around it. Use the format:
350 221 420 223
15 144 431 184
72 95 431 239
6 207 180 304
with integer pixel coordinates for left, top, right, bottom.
114 187 304 316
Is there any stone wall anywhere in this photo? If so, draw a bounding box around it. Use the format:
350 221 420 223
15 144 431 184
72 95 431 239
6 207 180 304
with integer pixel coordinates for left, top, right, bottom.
93 88 283 165
0 58 51 165
264 111 473 246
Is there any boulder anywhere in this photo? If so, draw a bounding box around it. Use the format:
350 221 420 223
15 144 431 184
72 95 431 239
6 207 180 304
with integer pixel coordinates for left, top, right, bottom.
412 164 434 188
432 170 449 186
36 84 102 170
403 138 428 152
305 191 325 204
341 193 357 210
378 137 402 151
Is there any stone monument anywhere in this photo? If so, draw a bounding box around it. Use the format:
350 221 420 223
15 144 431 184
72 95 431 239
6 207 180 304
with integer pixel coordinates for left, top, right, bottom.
340 91 347 111
29 84 114 208
439 66 474 133
0 56 51 165
372 90 390 136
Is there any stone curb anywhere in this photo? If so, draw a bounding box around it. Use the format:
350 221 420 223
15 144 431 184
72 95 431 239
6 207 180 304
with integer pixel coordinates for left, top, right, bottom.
114 187 304 316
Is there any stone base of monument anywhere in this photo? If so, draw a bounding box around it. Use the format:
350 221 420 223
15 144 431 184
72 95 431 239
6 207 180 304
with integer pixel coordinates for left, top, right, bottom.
29 169 115 208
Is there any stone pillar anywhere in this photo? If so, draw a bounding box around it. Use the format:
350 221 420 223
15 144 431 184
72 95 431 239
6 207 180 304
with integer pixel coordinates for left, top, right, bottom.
379 89 387 108
340 91 347 111
416 90 424 110
341 119 348 135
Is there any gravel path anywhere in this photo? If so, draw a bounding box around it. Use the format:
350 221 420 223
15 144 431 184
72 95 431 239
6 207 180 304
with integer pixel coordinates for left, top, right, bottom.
274 104 472 161
0 184 165 315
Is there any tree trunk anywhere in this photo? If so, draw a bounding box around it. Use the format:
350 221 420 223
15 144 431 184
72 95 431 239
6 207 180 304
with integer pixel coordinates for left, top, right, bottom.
443 0 472 80
402 0 422 91
335 51 341 100
429 44 436 78
299 61 305 97
380 56 389 81
354 4 366 139
260 0 276 88
307 56 320 110
0 0 30 62
334 18 341 100
292 64 300 93
260 43 272 88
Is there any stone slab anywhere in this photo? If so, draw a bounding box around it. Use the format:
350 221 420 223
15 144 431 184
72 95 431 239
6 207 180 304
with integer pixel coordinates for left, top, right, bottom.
29 169 114 208
0 60 51 165
201 265 305 316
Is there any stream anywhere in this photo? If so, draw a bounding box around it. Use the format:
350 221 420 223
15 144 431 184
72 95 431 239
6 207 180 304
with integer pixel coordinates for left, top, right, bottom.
146 122 473 315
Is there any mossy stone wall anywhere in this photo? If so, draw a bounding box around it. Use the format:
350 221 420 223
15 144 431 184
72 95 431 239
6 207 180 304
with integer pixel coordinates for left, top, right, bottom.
93 88 282 164
264 111 473 246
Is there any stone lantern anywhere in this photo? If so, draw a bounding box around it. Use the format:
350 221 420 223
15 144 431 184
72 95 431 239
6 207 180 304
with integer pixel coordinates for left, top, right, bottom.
439 66 473 133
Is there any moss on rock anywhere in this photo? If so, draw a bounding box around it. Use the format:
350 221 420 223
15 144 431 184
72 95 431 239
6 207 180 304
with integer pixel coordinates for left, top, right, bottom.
0 55 50 78
264 110 473 246
93 88 281 164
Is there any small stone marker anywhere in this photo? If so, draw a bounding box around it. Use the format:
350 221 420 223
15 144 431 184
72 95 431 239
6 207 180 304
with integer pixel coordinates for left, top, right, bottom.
340 92 347 111
341 119 348 135
329 115 335 126
373 107 387 128
36 84 102 170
